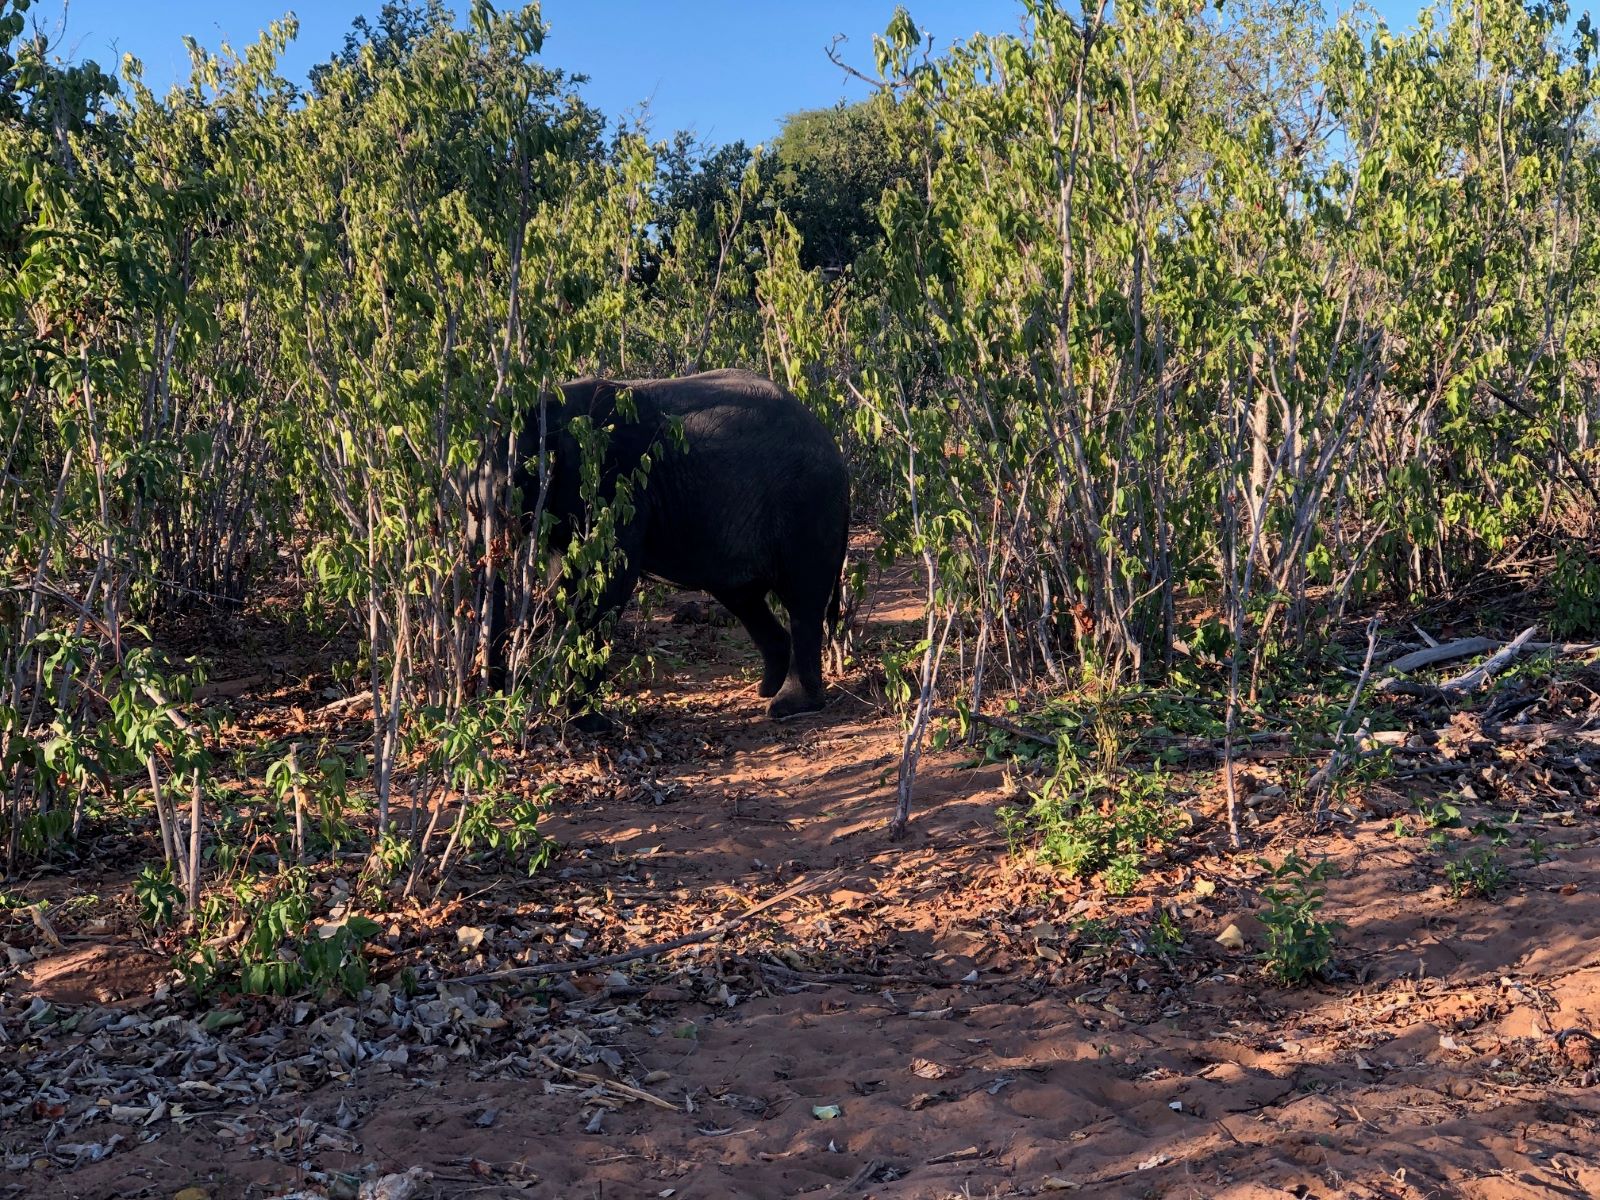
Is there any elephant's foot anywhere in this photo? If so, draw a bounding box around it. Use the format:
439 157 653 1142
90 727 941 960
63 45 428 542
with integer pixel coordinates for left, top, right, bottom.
766 687 827 721
757 664 788 699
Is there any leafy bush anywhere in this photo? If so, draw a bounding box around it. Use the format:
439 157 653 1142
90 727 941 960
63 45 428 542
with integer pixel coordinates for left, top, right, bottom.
1002 757 1180 895
1551 542 1600 639
1444 847 1510 900
135 865 183 930
1257 854 1341 984
5 0 1600 963
179 870 381 998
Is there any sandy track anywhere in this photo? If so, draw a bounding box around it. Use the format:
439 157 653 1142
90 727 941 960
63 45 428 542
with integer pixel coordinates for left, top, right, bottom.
9 571 1600 1200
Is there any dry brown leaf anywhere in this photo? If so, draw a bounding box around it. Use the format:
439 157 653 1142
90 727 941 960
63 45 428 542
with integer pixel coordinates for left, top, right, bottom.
911 1057 956 1080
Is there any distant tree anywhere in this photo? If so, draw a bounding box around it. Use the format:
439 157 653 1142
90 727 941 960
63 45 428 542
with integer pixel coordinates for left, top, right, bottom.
761 98 911 274
654 130 753 251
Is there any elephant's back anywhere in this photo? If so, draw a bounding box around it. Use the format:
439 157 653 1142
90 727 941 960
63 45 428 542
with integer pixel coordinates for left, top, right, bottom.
622 369 834 445
621 369 844 481
593 369 848 592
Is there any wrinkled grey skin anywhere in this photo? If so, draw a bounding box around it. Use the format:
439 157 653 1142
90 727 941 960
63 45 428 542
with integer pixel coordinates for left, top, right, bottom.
476 368 850 729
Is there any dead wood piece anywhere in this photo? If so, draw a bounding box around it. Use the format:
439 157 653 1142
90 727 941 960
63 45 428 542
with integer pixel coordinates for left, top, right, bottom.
754 959 990 989
1472 721 1600 746
1435 625 1538 696
1374 679 1448 700
1381 637 1500 677
840 1159 887 1194
534 1053 679 1111
1390 763 1473 780
192 673 270 701
314 692 374 717
447 869 840 986
1365 730 1423 747
929 706 1057 747
1379 633 1598 691
926 1146 988 1166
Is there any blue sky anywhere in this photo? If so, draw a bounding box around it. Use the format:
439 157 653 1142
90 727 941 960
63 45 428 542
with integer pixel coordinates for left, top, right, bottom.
32 1 1417 148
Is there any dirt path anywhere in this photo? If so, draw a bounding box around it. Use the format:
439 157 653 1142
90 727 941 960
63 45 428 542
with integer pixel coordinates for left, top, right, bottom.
7 568 1600 1200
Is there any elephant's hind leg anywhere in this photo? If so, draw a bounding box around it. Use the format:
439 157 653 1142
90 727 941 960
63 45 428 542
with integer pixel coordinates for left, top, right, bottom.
767 583 829 721
715 584 791 698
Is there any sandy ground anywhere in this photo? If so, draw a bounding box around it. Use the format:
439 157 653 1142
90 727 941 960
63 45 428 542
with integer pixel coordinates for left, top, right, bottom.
5 560 1600 1200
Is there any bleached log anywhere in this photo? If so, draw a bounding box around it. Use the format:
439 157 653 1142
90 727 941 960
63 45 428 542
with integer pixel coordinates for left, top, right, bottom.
1435 625 1538 696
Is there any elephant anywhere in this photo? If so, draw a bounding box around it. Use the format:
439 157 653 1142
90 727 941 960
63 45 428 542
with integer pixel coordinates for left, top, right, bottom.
474 367 850 729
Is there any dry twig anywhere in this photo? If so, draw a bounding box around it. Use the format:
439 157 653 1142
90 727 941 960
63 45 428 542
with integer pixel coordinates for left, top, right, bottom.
1307 612 1382 822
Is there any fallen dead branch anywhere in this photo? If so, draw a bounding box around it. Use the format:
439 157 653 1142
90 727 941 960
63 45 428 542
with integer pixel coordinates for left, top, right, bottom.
929 708 1316 760
930 706 1057 748
753 958 990 989
1434 625 1538 696
1471 721 1600 746
447 869 840 986
314 691 375 718
1381 637 1501 676
840 1159 886 1195
533 1053 680 1111
1371 720 1600 750
1378 631 1599 691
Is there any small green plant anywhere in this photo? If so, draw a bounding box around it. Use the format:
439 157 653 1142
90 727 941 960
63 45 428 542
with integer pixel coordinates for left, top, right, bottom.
1002 753 1180 895
1418 799 1461 830
459 786 560 874
1068 917 1121 957
16 808 74 858
1329 748 1395 805
1100 852 1144 896
265 743 367 859
1257 853 1342 985
1146 909 1186 958
178 870 381 998
997 802 1031 857
1551 541 1600 638
1468 816 1512 847
372 831 414 882
1444 847 1509 899
286 915 382 995
1526 838 1551 866
135 864 183 929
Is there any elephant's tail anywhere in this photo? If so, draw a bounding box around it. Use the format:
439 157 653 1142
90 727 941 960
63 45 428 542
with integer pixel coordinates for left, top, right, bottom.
826 518 848 642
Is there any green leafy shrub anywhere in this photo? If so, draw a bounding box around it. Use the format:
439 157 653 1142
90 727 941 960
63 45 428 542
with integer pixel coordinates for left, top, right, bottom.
179 870 381 998
1444 847 1509 900
1551 542 1600 638
135 864 184 930
1258 853 1341 984
1002 757 1180 895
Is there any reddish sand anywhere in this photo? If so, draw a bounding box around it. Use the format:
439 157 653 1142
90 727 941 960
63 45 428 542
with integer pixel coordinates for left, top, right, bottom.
5 558 1600 1199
